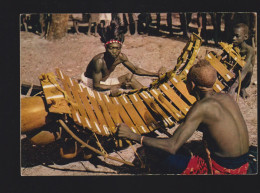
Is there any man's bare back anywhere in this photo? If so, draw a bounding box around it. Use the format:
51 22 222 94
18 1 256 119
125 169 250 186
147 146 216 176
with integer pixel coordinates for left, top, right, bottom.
193 92 249 157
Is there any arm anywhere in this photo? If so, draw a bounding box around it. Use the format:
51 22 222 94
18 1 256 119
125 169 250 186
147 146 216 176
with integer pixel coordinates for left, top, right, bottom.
92 59 121 91
121 53 159 77
118 102 203 154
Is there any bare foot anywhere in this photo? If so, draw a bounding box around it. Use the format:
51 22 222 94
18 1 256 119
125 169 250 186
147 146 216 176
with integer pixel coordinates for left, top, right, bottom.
110 88 122 97
240 89 249 99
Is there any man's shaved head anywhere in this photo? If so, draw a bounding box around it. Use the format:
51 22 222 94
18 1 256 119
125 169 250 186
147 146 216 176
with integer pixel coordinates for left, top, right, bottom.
188 59 217 88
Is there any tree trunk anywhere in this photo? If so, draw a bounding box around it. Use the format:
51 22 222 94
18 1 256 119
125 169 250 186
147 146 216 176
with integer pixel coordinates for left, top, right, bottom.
47 14 69 40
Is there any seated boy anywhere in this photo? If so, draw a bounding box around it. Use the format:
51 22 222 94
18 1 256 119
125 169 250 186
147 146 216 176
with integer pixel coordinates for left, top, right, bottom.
228 23 255 99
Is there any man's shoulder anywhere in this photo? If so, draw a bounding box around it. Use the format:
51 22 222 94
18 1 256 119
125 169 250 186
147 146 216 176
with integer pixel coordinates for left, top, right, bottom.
198 94 224 109
93 53 105 60
243 43 254 54
92 53 105 63
247 44 255 55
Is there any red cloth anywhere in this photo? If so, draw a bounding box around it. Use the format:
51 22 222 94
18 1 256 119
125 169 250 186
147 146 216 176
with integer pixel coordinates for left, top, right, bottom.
181 155 249 175
181 155 208 174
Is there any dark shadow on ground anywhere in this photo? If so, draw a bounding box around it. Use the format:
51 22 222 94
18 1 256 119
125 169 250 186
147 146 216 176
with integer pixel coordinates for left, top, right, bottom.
21 136 257 175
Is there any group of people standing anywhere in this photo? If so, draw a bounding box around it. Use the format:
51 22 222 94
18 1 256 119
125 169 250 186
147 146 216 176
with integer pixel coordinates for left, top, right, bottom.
80 13 256 46
21 13 257 48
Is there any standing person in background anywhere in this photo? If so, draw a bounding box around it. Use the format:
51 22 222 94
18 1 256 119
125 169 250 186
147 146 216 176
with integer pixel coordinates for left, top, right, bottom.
117 13 139 35
197 13 222 45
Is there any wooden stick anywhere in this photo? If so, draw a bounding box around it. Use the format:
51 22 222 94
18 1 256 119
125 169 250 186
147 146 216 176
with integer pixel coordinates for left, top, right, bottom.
236 70 242 102
58 119 135 167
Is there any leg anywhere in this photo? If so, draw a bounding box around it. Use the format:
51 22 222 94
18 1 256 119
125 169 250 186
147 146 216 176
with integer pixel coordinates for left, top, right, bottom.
24 19 28 32
118 73 143 89
117 13 124 26
132 13 139 35
143 146 191 174
215 13 222 44
209 13 217 45
87 22 91 35
186 13 192 37
223 13 234 43
87 16 92 35
197 12 202 34
186 13 192 26
250 13 257 49
133 21 138 35
39 14 47 38
156 13 161 34
167 12 173 36
22 15 28 32
128 13 135 35
201 13 207 43
73 20 80 34
240 71 253 99
180 13 188 38
210 13 222 45
143 13 151 35
134 21 138 35
94 22 98 37
125 14 131 35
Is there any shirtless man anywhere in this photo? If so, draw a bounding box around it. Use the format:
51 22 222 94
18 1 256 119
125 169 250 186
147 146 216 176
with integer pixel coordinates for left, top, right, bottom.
81 21 164 93
228 23 255 99
118 59 249 174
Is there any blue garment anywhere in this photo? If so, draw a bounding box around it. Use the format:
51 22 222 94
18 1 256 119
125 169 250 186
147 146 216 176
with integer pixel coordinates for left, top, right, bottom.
159 154 191 173
211 152 249 169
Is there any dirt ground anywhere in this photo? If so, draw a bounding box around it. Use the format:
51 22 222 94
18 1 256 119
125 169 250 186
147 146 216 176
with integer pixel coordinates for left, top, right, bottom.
20 15 257 175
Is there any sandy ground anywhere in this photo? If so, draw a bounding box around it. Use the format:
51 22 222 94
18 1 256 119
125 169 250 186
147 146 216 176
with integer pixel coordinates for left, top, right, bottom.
20 17 257 175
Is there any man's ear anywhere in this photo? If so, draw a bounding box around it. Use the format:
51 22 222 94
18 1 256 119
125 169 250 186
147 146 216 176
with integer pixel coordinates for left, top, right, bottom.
244 33 249 40
191 80 196 90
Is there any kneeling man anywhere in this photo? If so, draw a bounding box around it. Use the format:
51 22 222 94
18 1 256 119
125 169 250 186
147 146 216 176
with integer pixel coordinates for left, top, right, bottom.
118 59 249 174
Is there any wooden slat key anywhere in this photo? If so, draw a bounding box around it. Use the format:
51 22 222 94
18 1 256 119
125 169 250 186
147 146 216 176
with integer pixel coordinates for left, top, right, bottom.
101 94 123 128
149 88 183 121
139 91 175 127
55 70 81 124
159 83 191 115
128 93 159 132
93 90 116 133
70 79 97 130
84 87 110 136
111 97 140 134
206 52 235 82
118 95 150 134
213 79 225 93
170 75 196 104
77 84 100 134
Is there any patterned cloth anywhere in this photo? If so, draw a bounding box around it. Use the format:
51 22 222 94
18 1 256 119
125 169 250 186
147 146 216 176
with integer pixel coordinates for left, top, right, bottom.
181 155 249 175
181 155 209 174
